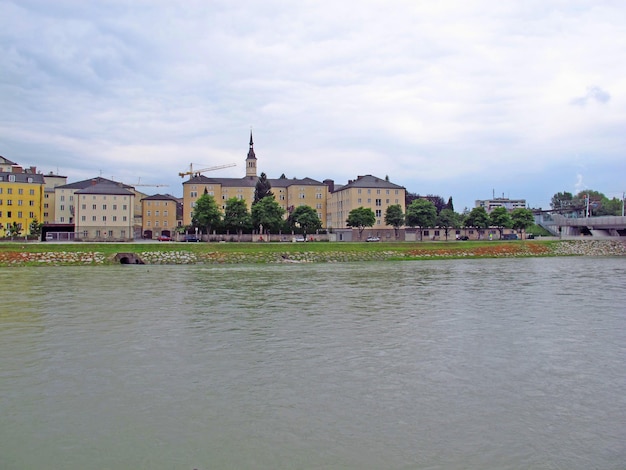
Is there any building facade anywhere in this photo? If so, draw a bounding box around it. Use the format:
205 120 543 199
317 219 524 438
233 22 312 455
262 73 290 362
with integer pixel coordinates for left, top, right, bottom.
475 197 526 213
182 133 328 227
141 194 182 238
325 175 406 230
74 182 135 241
0 169 45 236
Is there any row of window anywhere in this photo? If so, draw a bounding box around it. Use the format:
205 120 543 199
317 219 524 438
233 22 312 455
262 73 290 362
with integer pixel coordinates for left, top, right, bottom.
0 211 36 219
0 199 36 206
80 215 128 222
0 176 35 183
145 220 168 227
0 187 36 195
80 230 127 238
145 210 168 216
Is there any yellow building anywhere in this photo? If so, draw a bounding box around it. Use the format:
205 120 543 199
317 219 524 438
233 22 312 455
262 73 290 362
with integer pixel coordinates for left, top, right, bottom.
141 194 182 238
182 133 328 227
0 168 45 236
325 175 406 230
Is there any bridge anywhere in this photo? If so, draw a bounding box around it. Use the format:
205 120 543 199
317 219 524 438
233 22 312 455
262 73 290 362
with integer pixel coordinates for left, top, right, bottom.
536 212 626 237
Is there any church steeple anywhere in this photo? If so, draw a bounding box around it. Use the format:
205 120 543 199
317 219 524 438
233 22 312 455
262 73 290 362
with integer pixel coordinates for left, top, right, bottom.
246 130 257 177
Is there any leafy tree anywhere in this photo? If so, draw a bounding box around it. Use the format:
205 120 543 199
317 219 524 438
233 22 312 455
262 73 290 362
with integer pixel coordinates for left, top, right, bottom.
600 197 623 216
251 195 285 234
511 208 535 239
550 191 575 211
445 196 454 212
425 194 446 214
223 197 251 237
436 208 460 241
288 205 322 238
384 204 404 238
464 207 490 239
405 198 437 241
489 207 512 239
191 194 221 237
6 222 22 239
346 207 376 239
29 218 43 237
574 190 606 217
254 172 273 204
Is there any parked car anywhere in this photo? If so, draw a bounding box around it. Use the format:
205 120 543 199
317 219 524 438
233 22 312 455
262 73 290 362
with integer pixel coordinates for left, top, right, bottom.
366 236 380 242
526 234 535 239
502 234 519 240
295 236 306 242
457 235 469 240
157 235 172 241
182 235 200 242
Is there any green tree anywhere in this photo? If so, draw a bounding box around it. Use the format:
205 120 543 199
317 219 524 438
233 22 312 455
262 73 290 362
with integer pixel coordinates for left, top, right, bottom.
436 208 460 241
464 207 490 239
445 196 454 212
489 207 512 239
511 208 535 239
346 207 376 239
405 199 437 241
191 194 221 238
29 218 43 238
288 205 322 238
251 195 285 234
254 172 273 203
384 204 404 238
550 191 575 211
600 197 623 216
223 197 251 237
7 222 22 240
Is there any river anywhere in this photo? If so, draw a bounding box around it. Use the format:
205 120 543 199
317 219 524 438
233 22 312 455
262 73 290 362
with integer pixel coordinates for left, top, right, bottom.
1 257 625 469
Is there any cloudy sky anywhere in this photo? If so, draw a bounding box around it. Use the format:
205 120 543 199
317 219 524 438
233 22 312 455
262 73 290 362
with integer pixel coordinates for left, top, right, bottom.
1 0 625 210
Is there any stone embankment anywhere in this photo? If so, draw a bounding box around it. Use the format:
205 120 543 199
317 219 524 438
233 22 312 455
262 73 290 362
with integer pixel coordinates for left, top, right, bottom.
0 240 624 266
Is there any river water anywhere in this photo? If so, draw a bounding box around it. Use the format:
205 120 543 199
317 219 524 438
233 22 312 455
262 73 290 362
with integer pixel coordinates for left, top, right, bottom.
1 258 625 469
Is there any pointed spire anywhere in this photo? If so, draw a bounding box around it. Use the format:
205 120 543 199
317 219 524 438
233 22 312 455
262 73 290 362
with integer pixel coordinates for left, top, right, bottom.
247 130 256 160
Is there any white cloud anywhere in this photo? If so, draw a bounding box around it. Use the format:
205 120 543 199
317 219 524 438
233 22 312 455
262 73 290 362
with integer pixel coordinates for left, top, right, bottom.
1 0 625 210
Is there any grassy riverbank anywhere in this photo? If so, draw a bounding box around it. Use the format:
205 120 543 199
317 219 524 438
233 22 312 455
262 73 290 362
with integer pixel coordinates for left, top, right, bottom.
1 239 624 266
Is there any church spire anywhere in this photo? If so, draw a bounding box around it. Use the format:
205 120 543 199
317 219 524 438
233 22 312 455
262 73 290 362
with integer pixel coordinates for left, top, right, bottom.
245 130 257 178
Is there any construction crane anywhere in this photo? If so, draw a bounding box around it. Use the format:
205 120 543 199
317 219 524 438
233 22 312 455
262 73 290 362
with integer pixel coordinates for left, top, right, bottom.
179 163 236 178
133 178 169 188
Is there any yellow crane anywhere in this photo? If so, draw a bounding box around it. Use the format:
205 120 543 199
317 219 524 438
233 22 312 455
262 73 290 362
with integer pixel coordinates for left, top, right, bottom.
179 163 236 178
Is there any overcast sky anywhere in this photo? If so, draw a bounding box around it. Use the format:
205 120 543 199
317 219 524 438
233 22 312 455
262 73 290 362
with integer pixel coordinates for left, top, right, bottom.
1 0 625 210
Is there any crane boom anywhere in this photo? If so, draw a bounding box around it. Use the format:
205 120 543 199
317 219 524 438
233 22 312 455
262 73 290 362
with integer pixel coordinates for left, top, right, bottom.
179 163 236 178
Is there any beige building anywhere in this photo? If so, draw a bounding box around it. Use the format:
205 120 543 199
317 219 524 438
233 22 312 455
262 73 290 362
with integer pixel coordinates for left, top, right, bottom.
42 172 68 224
182 133 328 227
325 175 406 230
75 182 135 241
475 197 526 213
141 194 182 238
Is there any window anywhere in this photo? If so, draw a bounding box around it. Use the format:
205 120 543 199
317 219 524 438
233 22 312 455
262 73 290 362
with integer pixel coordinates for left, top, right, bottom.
92 204 97 210
44 203 48 208
29 212 34 218
122 205 127 210
7 188 12 194
190 191 198 198
147 210 151 216
155 221 159 227
92 216 97 221
60 195 64 201
83 230 88 238
375 199 382 206
8 175 15 182
18 188 23 195
7 200 12 205
163 221 168 227
108 230 113 238
59 204 64 210
96 230 101 237
164 210 168 216
81 216 86 221
121 230 126 238
113 204 117 210
424 230 430 236
102 216 106 222
123 216 127 222
147 221 151 227
102 205 107 210
375 210 382 217
82 204 86 210
155 210 159 216
112 216 117 222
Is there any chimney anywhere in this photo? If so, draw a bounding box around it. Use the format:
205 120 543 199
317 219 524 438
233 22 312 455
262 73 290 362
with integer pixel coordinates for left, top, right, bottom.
323 179 334 193
12 165 23 173
91 179 97 186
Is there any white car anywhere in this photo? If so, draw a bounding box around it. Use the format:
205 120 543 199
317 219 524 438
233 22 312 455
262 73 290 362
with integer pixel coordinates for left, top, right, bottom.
366 236 380 242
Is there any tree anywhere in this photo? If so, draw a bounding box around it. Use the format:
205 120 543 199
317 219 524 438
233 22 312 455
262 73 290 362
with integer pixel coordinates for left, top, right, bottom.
288 205 322 238
550 191 575 211
445 196 454 212
464 207 490 239
425 194 446 214
254 172 273 203
191 194 221 238
436 208 460 241
6 222 22 240
29 218 43 238
384 204 404 238
346 207 376 239
489 207 512 239
405 199 437 241
511 208 535 239
223 197 251 238
251 195 285 234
